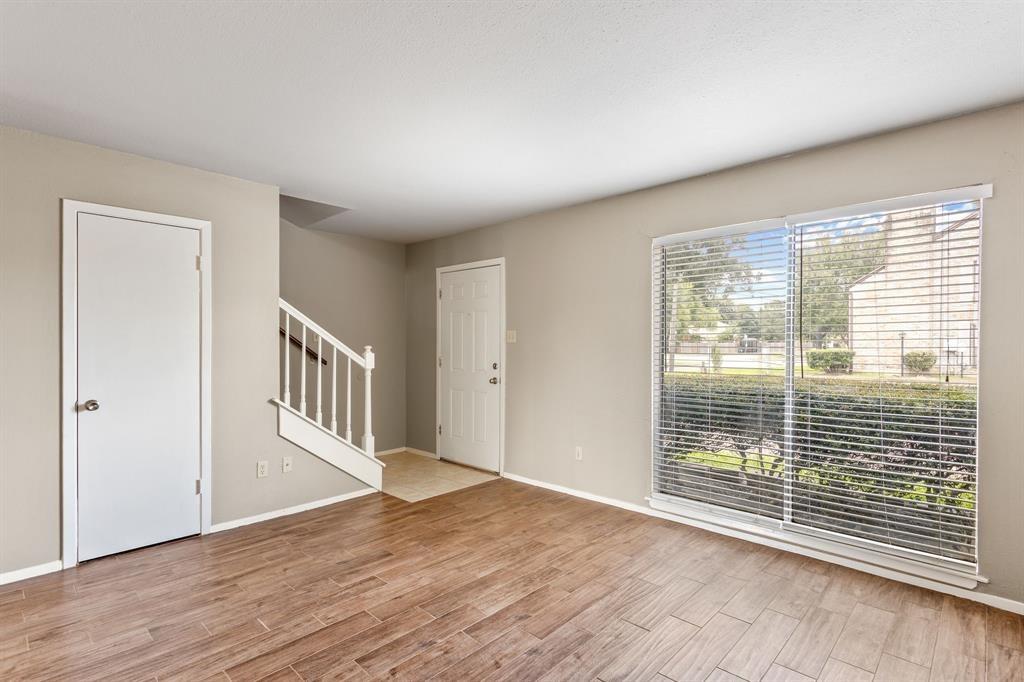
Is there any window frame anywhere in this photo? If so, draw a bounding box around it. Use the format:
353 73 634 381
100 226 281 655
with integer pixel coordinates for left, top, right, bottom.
649 183 992 588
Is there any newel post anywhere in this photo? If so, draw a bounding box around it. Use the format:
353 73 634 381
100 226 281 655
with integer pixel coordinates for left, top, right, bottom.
362 345 375 456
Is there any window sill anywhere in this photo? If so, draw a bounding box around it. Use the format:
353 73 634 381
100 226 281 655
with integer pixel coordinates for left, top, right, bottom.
647 494 983 591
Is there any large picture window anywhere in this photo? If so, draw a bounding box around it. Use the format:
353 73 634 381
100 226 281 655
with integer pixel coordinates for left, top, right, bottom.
652 186 987 570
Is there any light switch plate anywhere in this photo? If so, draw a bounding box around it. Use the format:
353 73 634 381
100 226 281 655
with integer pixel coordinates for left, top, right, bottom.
506 329 517 343
282 456 293 473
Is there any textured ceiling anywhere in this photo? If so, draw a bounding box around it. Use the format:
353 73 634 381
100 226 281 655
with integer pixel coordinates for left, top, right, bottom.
2 1 1022 242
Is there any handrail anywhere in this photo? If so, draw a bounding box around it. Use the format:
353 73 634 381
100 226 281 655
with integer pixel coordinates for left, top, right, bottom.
279 328 327 365
279 298 365 367
278 298 375 458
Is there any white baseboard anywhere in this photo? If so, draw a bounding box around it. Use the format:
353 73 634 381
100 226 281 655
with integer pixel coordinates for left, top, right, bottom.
404 447 439 460
375 447 438 460
1 490 379 585
0 559 63 586
210 487 376 533
502 471 654 515
501 471 1024 616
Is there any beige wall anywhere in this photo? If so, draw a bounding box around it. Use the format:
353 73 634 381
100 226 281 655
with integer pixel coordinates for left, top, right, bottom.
0 127 366 574
2 105 1020 599
405 103 1024 601
280 219 406 450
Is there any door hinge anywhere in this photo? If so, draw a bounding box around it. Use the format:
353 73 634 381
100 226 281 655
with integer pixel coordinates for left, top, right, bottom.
195 255 202 272
195 479 202 495
438 355 442 368
438 424 442 436
438 288 442 299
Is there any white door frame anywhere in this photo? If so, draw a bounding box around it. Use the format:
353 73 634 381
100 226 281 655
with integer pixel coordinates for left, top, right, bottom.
435 258 506 474
61 200 213 568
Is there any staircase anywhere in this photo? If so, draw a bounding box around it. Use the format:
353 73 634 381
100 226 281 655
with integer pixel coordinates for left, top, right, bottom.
272 298 385 489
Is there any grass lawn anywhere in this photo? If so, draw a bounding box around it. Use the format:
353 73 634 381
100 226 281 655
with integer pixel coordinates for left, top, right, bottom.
677 449 781 472
675 449 975 510
665 367 976 384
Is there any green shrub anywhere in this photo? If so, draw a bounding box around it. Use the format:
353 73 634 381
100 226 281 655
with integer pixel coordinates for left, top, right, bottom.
710 345 723 372
903 351 937 374
806 349 855 373
656 372 978 559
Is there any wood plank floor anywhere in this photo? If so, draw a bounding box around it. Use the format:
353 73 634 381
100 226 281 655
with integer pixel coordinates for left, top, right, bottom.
1 479 1021 681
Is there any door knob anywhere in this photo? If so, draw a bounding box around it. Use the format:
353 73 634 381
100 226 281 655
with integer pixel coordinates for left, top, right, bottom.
82 399 100 412
489 377 499 384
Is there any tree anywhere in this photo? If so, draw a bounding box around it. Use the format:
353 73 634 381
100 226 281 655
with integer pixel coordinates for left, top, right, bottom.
670 280 720 341
718 302 760 340
796 227 885 347
666 227 882 348
666 237 755 342
759 299 786 341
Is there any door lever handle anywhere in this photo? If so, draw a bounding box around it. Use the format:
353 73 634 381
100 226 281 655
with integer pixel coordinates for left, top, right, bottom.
489 377 499 384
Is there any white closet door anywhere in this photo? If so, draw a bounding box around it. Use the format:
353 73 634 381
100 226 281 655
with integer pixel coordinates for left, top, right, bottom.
77 212 201 561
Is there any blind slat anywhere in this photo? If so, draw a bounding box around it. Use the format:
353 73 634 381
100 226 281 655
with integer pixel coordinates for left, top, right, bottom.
653 197 980 565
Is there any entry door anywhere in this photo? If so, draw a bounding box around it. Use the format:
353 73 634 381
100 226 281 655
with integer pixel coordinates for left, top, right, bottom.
77 212 202 561
439 265 501 471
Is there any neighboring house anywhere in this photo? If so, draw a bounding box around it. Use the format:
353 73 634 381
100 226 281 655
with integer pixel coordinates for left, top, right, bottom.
848 206 980 377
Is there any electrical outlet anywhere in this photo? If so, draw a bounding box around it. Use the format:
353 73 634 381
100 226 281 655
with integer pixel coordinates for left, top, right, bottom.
575 446 583 461
257 460 269 478
282 456 293 473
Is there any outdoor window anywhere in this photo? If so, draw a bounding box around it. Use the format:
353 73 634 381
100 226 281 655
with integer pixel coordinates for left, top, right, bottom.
652 186 987 571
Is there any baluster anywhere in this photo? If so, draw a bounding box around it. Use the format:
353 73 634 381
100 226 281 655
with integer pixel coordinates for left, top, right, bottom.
345 357 352 443
331 347 338 434
362 346 374 456
316 336 323 425
300 326 307 415
283 313 291 405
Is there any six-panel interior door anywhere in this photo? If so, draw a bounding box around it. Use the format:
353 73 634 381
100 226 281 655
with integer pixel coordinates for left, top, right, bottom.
76 212 202 561
439 265 501 472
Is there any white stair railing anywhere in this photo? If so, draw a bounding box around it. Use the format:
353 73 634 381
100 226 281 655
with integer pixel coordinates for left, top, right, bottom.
278 298 375 458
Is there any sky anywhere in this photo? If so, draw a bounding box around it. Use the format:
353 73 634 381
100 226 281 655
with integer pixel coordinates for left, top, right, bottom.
722 201 976 309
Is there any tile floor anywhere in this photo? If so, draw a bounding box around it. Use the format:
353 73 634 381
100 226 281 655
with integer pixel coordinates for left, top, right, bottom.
378 450 498 501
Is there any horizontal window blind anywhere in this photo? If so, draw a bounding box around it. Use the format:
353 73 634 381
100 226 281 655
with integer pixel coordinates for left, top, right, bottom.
653 193 982 567
653 228 788 520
